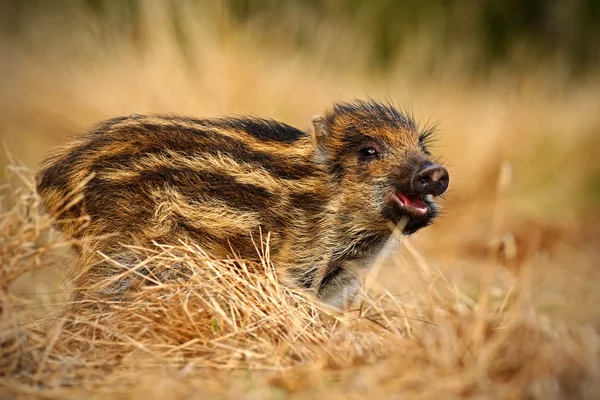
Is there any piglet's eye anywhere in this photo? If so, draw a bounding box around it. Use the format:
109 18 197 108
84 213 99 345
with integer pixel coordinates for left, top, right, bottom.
358 147 380 160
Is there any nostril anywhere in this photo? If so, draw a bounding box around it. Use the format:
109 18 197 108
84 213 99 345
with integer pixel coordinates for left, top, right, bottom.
412 164 450 196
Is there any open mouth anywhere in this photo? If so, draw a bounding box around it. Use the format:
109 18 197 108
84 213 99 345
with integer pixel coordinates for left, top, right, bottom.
391 192 430 216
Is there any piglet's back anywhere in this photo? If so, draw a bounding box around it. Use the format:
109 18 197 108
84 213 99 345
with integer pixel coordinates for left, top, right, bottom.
35 114 322 261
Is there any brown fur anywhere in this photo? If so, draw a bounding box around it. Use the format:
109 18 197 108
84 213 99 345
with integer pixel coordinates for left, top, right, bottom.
36 100 446 308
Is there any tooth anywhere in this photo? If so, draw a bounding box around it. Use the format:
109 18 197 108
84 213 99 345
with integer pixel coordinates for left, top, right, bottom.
424 194 434 202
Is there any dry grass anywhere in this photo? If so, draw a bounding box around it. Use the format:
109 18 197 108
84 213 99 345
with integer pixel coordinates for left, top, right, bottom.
0 171 598 399
1 2 600 399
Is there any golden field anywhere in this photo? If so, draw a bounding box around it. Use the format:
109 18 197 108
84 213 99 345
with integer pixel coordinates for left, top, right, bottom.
1 2 599 399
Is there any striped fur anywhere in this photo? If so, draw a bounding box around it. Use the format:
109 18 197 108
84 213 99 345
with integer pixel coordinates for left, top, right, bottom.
36 100 445 309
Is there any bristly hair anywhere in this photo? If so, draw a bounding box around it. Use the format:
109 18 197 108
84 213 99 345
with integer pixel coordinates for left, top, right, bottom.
418 117 439 156
325 98 433 138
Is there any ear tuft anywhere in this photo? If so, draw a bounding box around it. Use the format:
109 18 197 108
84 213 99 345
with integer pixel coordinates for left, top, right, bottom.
310 114 329 144
309 115 330 161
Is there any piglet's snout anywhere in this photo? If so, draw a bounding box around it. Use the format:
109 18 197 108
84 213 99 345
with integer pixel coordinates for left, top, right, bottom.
412 164 449 196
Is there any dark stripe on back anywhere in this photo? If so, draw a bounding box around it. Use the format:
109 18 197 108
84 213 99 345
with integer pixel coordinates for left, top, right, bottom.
86 167 277 218
205 117 307 143
88 122 316 180
36 135 113 192
37 116 134 193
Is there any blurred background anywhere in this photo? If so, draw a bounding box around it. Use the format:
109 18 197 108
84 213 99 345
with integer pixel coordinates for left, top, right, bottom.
1 0 599 323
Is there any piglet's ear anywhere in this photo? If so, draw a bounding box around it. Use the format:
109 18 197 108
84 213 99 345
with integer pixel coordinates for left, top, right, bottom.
310 115 329 147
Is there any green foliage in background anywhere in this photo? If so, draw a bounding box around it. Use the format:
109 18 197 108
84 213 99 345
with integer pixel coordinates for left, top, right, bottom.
228 0 600 76
1 0 599 77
